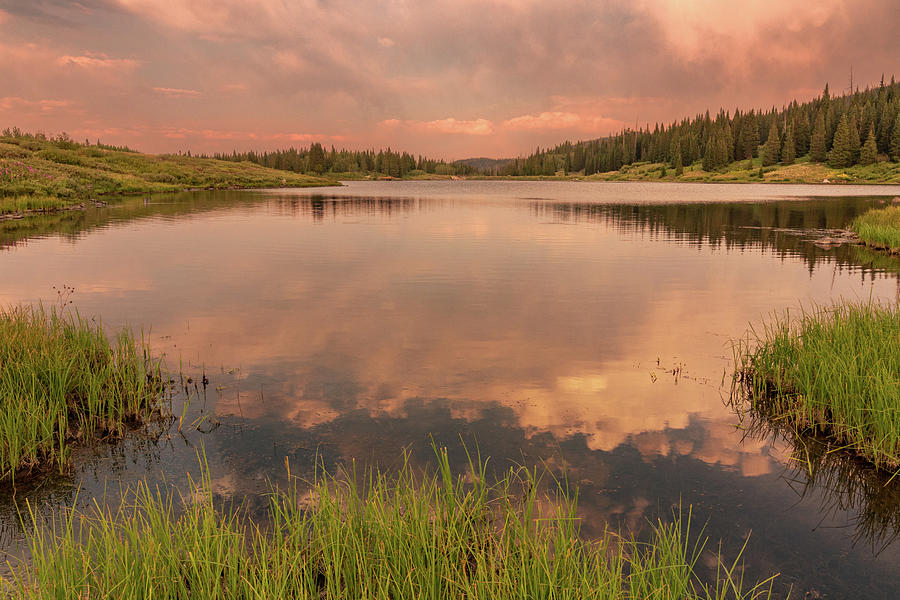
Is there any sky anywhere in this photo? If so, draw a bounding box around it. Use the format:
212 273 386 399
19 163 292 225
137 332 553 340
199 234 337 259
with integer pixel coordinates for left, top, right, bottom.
0 0 898 160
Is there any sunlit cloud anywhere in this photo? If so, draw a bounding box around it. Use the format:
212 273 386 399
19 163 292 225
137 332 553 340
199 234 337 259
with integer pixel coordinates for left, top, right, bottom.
377 37 395 48
152 87 202 98
57 53 140 71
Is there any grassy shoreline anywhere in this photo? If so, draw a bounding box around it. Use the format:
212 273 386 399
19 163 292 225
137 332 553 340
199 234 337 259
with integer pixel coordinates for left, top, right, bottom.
0 133 338 217
851 205 900 253
733 302 900 471
9 449 777 599
0 304 167 483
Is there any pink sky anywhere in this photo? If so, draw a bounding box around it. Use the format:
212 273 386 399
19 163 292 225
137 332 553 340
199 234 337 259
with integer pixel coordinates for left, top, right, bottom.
0 0 898 159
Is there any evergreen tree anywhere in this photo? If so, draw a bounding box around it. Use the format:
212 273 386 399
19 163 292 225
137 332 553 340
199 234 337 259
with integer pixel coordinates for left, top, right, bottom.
761 121 781 166
890 111 900 160
741 111 760 158
829 112 856 168
859 126 878 165
848 114 861 163
781 124 796 165
810 111 827 162
672 137 683 175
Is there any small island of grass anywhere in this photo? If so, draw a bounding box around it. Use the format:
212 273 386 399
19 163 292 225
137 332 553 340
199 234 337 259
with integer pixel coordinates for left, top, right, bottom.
0 304 167 482
733 302 900 471
851 204 900 253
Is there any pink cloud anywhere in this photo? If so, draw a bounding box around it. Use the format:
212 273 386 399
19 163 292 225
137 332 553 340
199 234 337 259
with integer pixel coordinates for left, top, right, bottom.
0 9 9 25
410 118 495 136
503 112 582 130
57 53 140 71
377 37 395 48
0 96 73 114
152 87 202 98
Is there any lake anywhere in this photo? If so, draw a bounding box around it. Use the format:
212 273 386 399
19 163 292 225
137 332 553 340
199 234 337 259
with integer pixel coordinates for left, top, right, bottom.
2 180 900 597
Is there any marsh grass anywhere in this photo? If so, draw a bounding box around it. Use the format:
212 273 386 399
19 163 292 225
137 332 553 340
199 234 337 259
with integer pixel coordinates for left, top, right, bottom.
9 448 777 599
851 205 900 252
733 301 900 470
0 305 166 482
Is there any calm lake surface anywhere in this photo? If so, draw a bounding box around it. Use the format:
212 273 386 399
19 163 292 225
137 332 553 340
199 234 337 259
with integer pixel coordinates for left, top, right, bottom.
3 180 900 597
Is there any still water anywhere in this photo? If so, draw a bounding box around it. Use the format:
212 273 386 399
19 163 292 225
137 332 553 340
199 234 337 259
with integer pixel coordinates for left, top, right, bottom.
2 181 900 597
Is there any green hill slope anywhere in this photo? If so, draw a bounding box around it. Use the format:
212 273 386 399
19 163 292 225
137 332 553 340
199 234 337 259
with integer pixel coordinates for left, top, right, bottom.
0 131 337 215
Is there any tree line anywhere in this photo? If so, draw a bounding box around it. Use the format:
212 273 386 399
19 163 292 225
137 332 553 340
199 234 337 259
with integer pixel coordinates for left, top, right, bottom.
207 144 478 177
493 76 900 176
206 76 900 178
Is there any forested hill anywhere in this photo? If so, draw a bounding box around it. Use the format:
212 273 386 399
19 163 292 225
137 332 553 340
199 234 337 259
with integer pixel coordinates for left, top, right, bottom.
498 78 900 177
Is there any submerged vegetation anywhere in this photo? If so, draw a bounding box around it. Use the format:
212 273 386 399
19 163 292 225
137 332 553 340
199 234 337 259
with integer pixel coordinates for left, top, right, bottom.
0 128 336 216
733 302 900 471
0 302 166 482
852 204 900 252
10 449 777 599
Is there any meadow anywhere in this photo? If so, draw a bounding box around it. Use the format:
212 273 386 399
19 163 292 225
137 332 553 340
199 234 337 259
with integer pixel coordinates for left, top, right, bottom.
0 131 336 215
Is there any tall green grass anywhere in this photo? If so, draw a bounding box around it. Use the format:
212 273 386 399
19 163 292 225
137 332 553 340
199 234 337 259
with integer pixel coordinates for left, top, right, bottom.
0 305 165 482
733 302 900 470
851 205 900 253
10 448 777 599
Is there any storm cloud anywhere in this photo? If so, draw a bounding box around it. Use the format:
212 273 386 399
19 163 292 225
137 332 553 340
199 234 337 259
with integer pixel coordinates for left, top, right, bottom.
0 0 897 157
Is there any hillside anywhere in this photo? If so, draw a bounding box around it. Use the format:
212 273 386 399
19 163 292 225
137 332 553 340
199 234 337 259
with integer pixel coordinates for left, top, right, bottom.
494 79 900 180
0 130 337 216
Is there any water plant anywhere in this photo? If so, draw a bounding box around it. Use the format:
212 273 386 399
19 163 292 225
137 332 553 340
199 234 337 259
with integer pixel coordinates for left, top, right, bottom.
733 301 900 471
0 304 166 482
9 448 777 599
851 204 900 253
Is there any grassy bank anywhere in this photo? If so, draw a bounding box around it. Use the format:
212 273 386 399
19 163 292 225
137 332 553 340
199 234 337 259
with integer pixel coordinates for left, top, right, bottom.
0 132 337 216
733 302 900 470
582 155 900 184
10 449 776 599
851 205 900 252
0 304 166 482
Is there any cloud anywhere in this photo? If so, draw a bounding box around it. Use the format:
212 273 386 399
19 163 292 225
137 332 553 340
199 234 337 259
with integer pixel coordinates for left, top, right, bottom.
377 37 395 48
152 86 202 98
57 52 140 70
0 9 9 24
0 96 73 113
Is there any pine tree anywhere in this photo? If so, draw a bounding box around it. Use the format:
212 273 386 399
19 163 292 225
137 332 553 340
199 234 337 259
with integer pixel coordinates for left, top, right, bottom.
829 112 856 168
859 126 878 165
781 124 796 165
848 114 861 163
761 121 781 166
673 138 683 175
890 111 900 160
741 111 760 159
810 111 827 162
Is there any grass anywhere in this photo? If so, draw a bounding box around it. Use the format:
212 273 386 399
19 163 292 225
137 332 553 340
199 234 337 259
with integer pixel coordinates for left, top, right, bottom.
0 132 337 216
578 155 900 184
8 448 777 599
851 205 900 253
733 301 900 471
0 303 166 482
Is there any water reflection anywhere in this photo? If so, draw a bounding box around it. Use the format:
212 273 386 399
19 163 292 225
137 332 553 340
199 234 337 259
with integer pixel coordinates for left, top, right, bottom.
2 183 900 597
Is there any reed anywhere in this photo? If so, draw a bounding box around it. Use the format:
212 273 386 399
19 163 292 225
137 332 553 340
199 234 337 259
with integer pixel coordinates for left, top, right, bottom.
851 205 900 253
8 448 777 600
0 304 165 482
733 301 900 470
